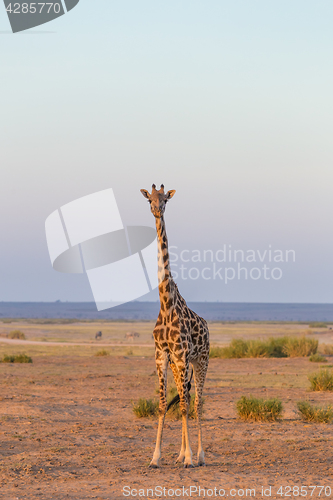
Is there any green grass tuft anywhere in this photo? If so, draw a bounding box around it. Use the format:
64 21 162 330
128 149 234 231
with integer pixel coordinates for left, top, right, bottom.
132 398 158 418
94 349 109 357
132 387 202 420
297 401 333 423
210 336 317 359
309 369 333 391
2 353 32 363
167 392 203 420
7 330 26 340
236 395 283 421
309 353 327 363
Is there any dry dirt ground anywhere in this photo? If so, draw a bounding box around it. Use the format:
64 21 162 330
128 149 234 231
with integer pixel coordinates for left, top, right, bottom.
1 322 333 499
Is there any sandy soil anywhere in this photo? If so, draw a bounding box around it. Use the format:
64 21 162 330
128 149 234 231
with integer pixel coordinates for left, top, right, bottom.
1 353 333 500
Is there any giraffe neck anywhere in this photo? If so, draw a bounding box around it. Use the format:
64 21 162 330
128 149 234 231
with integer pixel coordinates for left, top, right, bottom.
155 216 174 309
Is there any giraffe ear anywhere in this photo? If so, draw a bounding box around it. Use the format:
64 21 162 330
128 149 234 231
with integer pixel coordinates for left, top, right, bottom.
140 189 150 199
165 190 176 200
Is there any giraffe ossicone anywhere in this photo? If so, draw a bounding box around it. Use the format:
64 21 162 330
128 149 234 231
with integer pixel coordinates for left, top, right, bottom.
140 184 210 468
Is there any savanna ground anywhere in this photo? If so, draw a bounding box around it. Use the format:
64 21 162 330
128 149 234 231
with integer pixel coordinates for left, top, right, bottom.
1 320 333 499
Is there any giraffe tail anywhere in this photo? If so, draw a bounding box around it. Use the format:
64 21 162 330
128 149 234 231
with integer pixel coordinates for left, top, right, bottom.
167 369 193 412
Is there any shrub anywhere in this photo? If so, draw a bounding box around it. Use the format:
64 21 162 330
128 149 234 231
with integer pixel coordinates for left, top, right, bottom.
297 401 333 423
2 354 32 363
132 398 158 418
322 344 333 355
7 330 26 340
309 322 327 328
264 337 289 358
245 340 269 358
210 339 248 359
210 336 317 359
283 337 318 357
94 349 109 357
209 346 225 358
236 395 283 422
309 369 333 391
309 353 327 363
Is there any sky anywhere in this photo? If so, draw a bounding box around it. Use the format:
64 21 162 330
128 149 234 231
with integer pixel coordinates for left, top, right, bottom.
1 1 333 304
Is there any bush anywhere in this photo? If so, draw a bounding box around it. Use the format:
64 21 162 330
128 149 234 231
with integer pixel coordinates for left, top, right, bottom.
236 395 283 422
7 330 26 340
132 398 158 418
309 322 327 328
94 349 109 356
309 369 333 391
210 336 317 359
297 401 333 423
2 354 32 363
309 353 327 363
221 339 248 358
209 346 226 358
322 344 333 355
264 337 289 358
283 337 318 357
209 339 249 359
245 340 270 358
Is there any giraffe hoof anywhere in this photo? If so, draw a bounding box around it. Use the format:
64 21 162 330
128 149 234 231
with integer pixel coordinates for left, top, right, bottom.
198 462 206 467
148 463 160 469
183 463 194 468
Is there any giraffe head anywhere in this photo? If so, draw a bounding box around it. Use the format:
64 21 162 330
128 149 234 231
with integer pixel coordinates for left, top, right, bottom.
140 184 176 218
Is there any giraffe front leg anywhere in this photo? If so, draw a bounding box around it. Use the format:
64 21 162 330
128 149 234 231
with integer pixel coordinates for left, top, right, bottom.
169 362 186 463
176 423 186 463
181 412 193 468
193 357 208 466
196 398 205 467
149 352 168 468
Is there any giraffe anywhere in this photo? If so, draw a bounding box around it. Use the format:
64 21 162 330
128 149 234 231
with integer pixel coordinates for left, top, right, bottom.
140 184 210 468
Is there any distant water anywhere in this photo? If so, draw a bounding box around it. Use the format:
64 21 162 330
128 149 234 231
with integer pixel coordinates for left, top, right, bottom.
1 302 333 322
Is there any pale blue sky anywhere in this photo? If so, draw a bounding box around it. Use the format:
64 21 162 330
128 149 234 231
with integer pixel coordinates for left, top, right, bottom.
1 1 333 303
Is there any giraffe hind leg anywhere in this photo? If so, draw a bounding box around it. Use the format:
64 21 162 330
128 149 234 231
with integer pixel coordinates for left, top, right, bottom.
192 356 209 466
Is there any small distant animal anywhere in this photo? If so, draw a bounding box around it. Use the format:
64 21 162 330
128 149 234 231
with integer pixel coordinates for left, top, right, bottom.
125 331 140 339
95 331 102 340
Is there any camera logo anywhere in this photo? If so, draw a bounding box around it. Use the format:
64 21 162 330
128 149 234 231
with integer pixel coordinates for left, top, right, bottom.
3 0 80 33
45 189 159 311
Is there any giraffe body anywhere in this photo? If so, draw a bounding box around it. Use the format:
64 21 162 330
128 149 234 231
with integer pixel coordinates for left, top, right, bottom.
141 184 210 468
